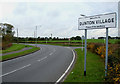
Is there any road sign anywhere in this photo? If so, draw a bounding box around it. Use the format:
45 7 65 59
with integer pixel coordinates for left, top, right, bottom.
78 12 117 77
78 13 116 30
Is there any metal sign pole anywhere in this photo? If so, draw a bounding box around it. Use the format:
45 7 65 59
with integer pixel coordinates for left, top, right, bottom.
105 28 108 76
84 29 87 76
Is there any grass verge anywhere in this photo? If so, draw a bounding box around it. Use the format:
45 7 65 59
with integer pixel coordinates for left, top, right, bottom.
38 43 82 47
1 46 40 61
2 44 31 54
64 48 105 82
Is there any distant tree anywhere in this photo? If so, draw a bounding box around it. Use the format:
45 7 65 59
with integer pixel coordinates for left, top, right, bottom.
29 37 34 41
71 36 81 40
0 23 15 49
53 37 56 40
56 37 59 40
1 23 14 39
98 37 105 39
108 36 112 39
45 37 48 40
71 37 75 40
75 36 81 40
38 37 40 41
49 37 52 40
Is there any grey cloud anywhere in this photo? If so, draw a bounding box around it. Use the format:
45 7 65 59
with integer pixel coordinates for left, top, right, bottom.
1 2 118 38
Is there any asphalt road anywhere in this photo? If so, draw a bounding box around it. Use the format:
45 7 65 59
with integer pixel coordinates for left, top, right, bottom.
2 44 75 82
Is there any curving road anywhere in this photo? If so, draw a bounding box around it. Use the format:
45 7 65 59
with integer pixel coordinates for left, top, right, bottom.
2 44 75 83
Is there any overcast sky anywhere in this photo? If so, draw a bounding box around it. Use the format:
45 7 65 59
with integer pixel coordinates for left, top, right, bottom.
0 1 119 39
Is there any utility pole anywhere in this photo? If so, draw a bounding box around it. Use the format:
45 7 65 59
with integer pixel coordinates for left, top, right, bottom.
34 31 35 46
36 26 37 47
35 25 41 47
51 34 52 41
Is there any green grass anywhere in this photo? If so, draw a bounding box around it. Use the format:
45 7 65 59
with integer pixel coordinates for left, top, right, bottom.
21 39 119 44
2 44 31 54
1 46 40 61
64 48 105 82
37 43 82 47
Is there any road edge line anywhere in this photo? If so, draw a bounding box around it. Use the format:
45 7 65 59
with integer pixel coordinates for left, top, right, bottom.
55 49 76 84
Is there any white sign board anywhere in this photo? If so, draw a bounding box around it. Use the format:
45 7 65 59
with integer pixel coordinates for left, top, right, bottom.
78 13 116 30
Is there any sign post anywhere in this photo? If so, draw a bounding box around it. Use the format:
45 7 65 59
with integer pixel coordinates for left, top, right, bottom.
105 28 108 76
84 29 87 76
78 12 116 76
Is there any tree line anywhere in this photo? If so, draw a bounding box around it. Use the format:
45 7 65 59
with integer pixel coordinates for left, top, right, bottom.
13 36 82 42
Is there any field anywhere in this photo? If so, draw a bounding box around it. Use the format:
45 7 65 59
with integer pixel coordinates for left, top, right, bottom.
21 39 119 44
64 48 105 82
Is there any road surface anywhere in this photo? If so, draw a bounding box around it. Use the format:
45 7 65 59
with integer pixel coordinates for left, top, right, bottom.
2 44 75 83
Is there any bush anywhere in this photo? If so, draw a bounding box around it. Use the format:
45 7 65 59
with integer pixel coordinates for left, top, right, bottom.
95 46 112 58
106 47 120 83
106 63 120 83
2 42 12 50
87 43 102 53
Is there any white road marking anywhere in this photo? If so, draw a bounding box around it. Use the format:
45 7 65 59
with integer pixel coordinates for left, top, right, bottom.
55 49 75 84
37 56 47 62
49 53 53 55
66 47 72 50
49 49 56 55
0 64 31 77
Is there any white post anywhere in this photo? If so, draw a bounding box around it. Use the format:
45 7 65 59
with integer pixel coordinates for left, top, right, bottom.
84 29 87 76
105 28 108 76
17 28 19 44
46 38 47 44
82 36 83 51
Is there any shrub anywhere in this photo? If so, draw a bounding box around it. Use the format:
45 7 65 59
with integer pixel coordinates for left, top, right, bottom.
2 42 12 50
95 46 113 58
87 43 102 53
106 64 120 83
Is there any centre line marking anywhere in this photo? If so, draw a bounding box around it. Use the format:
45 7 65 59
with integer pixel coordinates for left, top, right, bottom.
0 64 31 77
49 49 56 55
49 53 53 55
37 56 47 62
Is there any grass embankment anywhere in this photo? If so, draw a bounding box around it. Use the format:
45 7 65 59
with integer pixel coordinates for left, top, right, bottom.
1 44 40 61
2 44 30 53
64 48 105 82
